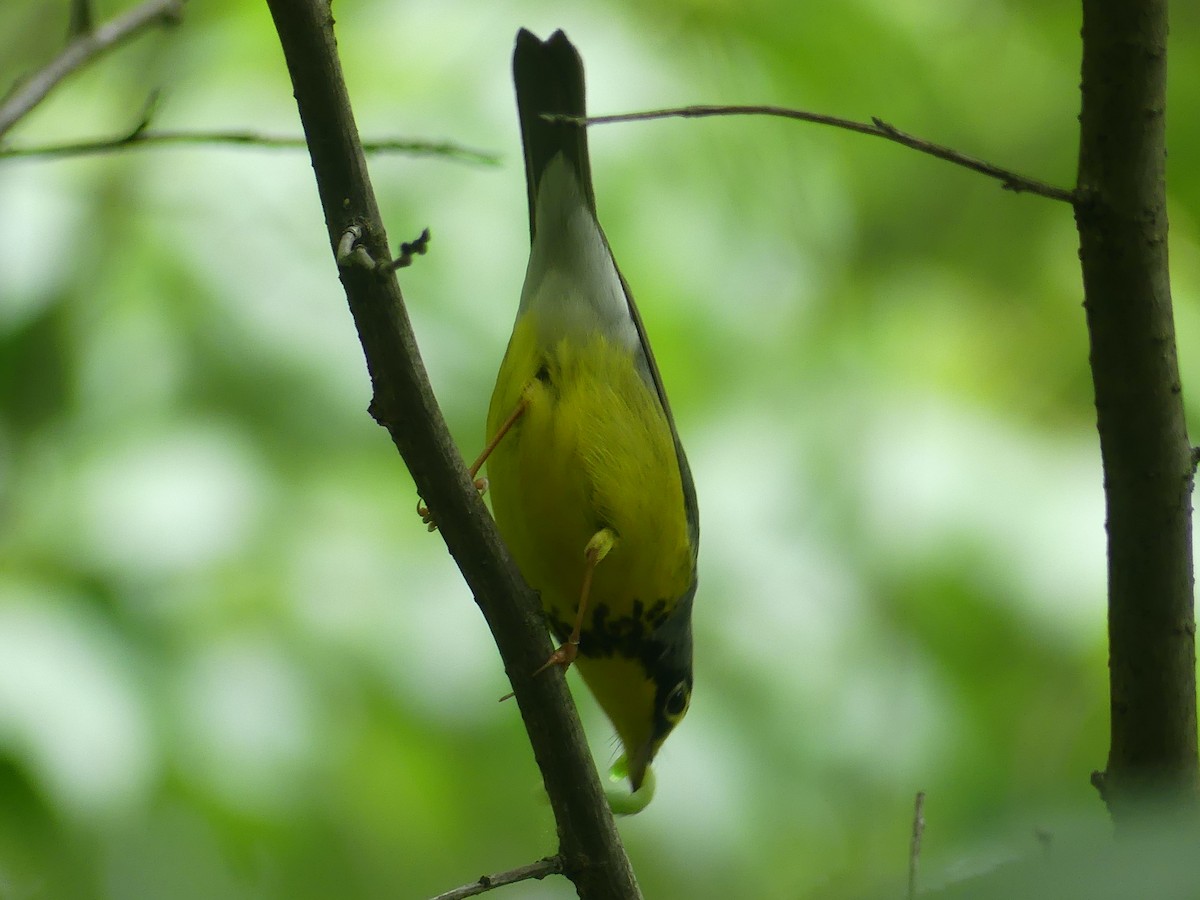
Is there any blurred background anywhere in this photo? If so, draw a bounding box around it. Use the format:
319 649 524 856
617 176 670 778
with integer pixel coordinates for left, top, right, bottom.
1 1 1199 898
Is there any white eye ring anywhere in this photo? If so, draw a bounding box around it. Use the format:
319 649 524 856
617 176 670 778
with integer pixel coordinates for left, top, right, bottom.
664 682 690 719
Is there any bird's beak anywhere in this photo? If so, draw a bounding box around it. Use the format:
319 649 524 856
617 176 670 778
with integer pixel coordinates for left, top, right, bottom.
627 740 656 792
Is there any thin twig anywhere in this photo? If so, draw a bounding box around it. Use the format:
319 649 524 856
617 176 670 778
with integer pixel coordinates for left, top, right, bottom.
0 0 186 140
429 856 565 900
0 129 498 164
562 104 1076 204
908 791 926 900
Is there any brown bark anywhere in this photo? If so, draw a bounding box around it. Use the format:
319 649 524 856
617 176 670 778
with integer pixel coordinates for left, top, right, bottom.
262 1 641 895
1076 0 1198 817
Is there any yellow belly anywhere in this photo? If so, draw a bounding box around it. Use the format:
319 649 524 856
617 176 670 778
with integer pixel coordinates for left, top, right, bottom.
485 315 693 650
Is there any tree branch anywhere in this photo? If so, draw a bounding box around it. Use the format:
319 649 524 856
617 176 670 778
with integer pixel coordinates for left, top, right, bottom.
262 2 641 897
567 105 1075 203
0 0 186 141
0 129 497 164
429 856 564 900
1076 0 1198 817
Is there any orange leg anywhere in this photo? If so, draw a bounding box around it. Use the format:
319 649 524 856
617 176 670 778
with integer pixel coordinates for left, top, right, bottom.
499 528 616 702
417 397 528 531
533 528 616 674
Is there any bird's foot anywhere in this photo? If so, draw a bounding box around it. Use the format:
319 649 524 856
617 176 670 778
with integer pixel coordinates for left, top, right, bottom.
497 639 577 703
532 639 578 676
416 477 489 532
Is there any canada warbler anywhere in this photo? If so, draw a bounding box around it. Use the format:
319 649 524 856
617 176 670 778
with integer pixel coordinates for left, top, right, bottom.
467 28 700 794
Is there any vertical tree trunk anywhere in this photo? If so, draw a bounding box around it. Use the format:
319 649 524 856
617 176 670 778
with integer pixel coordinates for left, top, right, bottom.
1076 0 1198 818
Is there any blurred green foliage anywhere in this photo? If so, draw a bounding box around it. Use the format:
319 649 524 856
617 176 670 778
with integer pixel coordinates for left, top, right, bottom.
1 1 1199 898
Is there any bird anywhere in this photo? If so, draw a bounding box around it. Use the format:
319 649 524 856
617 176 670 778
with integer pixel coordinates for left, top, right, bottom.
475 27 700 795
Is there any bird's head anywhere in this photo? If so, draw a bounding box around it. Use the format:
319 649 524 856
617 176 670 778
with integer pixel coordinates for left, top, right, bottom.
574 587 695 792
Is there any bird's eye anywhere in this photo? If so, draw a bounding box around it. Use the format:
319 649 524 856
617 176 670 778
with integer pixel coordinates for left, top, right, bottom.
663 681 690 722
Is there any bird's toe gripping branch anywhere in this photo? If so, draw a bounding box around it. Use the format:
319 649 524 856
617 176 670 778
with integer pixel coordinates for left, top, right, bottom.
531 526 616 674
417 477 488 532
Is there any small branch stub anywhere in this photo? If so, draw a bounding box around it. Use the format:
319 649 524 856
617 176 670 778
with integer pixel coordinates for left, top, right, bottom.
382 227 432 273
337 225 431 276
335 224 376 271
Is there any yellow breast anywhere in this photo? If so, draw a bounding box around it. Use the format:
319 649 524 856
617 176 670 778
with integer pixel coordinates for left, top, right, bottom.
485 314 693 644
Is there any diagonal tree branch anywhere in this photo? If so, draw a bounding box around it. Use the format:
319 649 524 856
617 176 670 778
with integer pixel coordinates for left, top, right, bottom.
0 0 186 141
567 105 1075 203
262 2 641 897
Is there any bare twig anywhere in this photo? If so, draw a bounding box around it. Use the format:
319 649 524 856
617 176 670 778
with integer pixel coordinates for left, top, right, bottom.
0 0 186 141
0 129 497 164
908 791 926 900
560 104 1076 204
429 856 564 900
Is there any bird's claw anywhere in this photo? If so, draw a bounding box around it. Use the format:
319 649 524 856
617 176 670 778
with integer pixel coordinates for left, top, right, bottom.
416 498 437 532
532 640 578 676
416 477 489 533
497 639 579 703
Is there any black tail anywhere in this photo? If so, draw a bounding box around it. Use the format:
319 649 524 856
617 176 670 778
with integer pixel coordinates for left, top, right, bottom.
513 29 595 239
